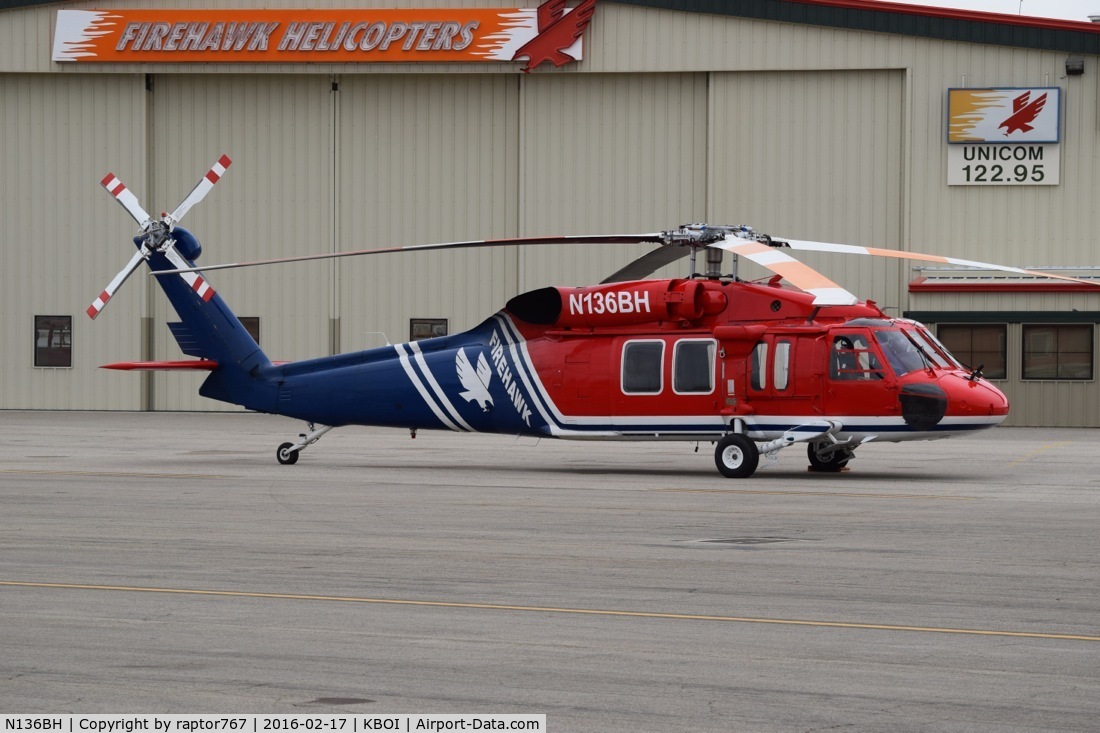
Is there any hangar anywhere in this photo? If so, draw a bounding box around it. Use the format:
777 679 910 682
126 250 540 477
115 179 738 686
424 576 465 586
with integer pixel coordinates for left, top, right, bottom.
3 0 1099 426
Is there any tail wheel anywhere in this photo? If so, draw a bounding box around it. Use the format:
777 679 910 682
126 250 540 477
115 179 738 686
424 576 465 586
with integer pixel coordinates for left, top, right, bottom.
714 434 760 478
807 441 850 472
276 442 300 465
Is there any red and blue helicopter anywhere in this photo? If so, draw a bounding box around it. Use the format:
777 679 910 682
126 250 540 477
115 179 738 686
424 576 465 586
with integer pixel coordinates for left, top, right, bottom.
90 155 1094 478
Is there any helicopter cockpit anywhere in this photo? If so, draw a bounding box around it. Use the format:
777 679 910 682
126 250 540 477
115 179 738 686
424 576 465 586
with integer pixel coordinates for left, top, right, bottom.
833 319 966 380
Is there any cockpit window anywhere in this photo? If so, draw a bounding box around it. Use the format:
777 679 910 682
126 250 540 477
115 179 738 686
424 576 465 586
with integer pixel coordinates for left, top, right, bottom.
830 334 884 380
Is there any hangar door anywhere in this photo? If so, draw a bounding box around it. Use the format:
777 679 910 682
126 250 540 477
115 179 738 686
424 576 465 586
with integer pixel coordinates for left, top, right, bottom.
710 70 905 310
149 75 335 412
518 73 709 291
336 75 520 356
1 74 147 410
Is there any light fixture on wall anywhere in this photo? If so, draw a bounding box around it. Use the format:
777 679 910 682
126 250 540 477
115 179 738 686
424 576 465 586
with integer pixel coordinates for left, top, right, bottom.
1065 55 1085 76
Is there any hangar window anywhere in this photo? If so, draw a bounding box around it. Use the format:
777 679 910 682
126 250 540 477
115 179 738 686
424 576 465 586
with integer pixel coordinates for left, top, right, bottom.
35 315 72 368
411 318 448 341
238 317 261 345
622 340 664 394
1022 325 1094 380
936 324 1006 379
673 339 716 394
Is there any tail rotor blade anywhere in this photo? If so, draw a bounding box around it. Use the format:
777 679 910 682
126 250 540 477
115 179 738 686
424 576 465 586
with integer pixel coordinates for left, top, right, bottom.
100 173 153 229
87 248 146 319
166 154 231 227
159 242 217 303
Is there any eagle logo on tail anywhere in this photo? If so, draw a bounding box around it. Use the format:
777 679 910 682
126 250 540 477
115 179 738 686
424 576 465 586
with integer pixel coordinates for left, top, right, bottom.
456 348 494 411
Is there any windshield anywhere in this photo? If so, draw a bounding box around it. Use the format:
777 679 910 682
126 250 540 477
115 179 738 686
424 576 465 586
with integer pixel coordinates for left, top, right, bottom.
914 326 966 369
906 330 952 368
872 325 967 376
873 329 933 377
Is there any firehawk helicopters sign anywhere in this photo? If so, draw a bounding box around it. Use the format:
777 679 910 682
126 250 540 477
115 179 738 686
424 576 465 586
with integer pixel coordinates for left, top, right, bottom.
946 87 1061 186
51 0 596 72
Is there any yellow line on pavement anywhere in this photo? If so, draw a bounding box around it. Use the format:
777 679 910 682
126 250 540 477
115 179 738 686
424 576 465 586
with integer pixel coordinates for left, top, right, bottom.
2 580 1096 642
653 488 977 500
0 469 230 479
1008 441 1074 467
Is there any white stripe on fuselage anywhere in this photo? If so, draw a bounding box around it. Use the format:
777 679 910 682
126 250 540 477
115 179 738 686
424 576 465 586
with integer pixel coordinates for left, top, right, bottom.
408 341 474 432
491 315 564 435
393 343 464 432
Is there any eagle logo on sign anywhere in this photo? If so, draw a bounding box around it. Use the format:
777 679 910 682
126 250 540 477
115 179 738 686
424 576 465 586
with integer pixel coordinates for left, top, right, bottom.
999 91 1048 136
512 0 597 73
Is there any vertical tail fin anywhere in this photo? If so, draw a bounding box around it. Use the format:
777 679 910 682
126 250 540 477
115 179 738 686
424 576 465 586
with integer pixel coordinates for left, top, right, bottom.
91 155 278 412
147 228 277 411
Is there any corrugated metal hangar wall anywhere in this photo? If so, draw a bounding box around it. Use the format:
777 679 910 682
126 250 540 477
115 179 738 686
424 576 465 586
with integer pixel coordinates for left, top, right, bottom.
2 0 1099 425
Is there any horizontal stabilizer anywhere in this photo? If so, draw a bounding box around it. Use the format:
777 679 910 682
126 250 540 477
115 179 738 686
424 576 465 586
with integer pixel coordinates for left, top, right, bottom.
167 322 206 358
100 360 218 371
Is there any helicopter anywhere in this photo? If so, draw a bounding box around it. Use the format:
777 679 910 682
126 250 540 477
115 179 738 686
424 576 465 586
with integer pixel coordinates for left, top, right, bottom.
90 155 1096 478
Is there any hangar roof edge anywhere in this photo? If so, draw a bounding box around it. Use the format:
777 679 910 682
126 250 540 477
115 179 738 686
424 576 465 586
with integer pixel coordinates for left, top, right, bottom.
608 0 1100 54
3 0 1098 55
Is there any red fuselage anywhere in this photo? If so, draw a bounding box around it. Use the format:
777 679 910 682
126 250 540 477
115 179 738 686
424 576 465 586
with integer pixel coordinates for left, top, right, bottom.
503 278 1009 442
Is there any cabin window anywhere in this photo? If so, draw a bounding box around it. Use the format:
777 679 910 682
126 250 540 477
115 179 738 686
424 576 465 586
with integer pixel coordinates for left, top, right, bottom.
34 315 72 368
673 339 716 394
829 334 883 380
1022 324 1093 380
622 340 664 394
773 340 791 391
750 342 767 390
936 324 1006 379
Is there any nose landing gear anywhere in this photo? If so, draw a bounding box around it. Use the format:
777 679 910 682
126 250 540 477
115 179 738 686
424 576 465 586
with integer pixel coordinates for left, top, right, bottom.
807 440 855 472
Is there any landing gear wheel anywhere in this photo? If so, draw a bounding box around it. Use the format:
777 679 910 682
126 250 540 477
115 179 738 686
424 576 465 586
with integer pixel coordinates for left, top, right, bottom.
276 442 300 465
714 434 760 478
807 441 849 472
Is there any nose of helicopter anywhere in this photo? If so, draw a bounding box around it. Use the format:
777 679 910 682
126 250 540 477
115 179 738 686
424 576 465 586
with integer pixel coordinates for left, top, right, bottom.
898 374 1009 432
942 373 1010 423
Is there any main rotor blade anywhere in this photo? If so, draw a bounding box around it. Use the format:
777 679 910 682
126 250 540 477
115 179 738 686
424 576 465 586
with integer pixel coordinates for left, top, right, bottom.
600 245 692 284
153 233 666 276
166 154 232 227
101 173 153 230
712 236 859 306
87 248 146 319
777 238 1100 287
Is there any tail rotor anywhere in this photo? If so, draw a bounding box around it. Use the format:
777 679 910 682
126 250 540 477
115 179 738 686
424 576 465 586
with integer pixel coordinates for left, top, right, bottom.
88 154 232 319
